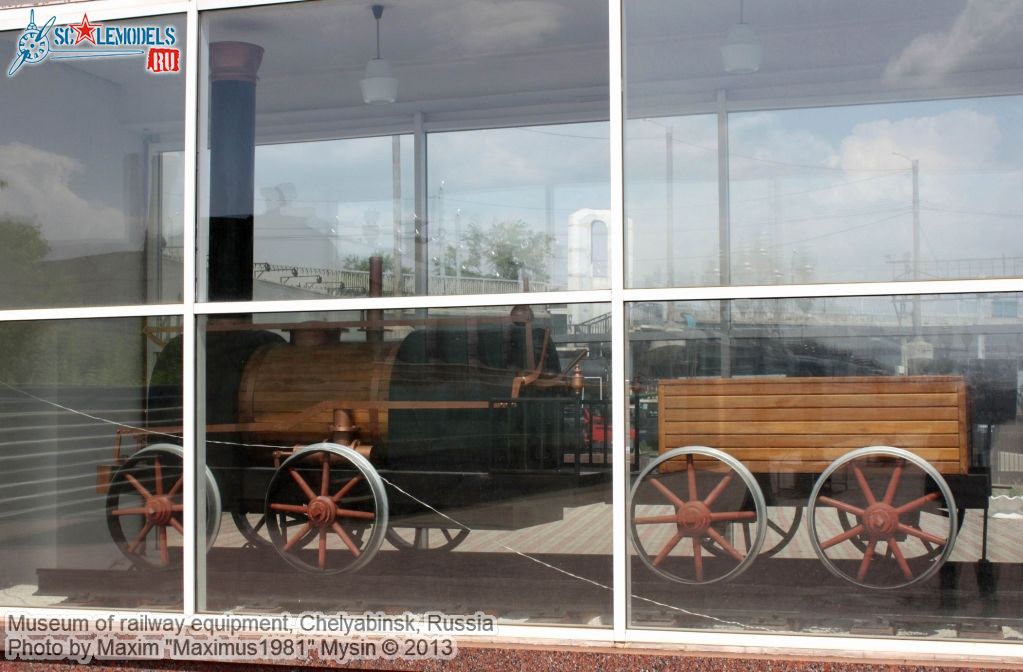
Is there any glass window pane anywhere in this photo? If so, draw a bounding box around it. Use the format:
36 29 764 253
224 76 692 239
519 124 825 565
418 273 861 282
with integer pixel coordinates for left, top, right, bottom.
626 115 719 287
627 293 1022 639
0 13 187 307
199 303 612 625
251 136 415 299
730 99 1023 284
625 1 1023 287
200 0 609 301
0 316 182 609
427 123 610 293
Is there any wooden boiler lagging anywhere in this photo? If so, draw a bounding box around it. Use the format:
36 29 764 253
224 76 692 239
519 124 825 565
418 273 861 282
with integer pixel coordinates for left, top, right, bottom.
237 339 402 446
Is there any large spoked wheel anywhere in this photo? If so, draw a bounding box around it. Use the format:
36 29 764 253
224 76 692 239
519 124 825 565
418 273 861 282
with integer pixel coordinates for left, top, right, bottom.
834 507 946 562
630 446 766 584
385 526 470 552
700 505 802 559
231 511 272 548
759 506 803 558
808 446 957 590
264 443 388 574
106 444 222 570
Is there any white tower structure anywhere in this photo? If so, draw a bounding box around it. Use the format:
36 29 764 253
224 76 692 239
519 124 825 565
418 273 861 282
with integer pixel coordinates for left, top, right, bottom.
567 208 632 327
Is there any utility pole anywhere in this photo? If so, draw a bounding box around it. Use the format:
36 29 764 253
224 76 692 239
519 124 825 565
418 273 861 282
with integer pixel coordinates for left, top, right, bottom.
437 180 445 279
666 124 675 288
392 135 402 296
666 124 675 323
911 157 921 339
894 152 930 371
455 207 462 281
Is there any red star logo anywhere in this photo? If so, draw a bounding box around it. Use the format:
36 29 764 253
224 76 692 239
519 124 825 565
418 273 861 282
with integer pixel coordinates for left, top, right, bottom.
69 14 101 46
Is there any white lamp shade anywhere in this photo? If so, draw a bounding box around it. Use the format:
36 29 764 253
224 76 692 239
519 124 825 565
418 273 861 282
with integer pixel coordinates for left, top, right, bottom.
360 58 398 104
721 23 762 74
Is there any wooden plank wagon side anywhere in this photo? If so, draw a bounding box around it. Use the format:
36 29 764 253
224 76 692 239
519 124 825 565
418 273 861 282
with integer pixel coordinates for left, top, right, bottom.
630 375 987 589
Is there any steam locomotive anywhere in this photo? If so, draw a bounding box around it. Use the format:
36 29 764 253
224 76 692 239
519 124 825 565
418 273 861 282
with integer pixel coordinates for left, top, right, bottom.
102 306 613 574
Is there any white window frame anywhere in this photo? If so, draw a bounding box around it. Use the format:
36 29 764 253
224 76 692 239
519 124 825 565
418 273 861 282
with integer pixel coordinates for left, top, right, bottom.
0 0 1021 664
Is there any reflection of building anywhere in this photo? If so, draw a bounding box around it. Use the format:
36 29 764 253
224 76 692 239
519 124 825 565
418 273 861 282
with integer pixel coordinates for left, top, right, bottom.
568 209 610 293
567 209 629 326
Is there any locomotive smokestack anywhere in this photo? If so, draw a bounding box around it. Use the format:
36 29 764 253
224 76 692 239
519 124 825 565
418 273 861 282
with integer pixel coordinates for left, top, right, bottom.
208 41 263 302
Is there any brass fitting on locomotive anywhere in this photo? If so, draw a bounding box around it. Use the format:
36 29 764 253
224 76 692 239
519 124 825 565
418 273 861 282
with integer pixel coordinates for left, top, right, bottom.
332 409 361 445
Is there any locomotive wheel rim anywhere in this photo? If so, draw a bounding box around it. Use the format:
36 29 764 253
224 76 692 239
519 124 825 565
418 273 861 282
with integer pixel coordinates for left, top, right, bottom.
629 446 767 585
231 511 273 548
264 442 388 575
384 526 470 552
807 446 958 591
105 443 222 570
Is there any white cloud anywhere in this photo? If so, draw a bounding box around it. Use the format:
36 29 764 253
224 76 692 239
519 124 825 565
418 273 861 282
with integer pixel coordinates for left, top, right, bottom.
884 0 1023 87
832 109 1002 172
429 124 609 191
424 0 566 55
729 113 838 180
0 142 127 248
720 105 1019 283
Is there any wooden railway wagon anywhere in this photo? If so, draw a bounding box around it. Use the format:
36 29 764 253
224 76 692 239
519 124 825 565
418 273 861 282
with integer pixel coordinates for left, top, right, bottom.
100 308 613 574
629 375 991 590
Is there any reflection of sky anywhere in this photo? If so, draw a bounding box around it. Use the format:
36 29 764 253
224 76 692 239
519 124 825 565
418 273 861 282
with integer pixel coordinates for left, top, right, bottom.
428 124 609 287
252 123 611 289
646 293 1020 333
247 97 1023 289
627 95 1023 287
252 136 414 269
0 17 186 259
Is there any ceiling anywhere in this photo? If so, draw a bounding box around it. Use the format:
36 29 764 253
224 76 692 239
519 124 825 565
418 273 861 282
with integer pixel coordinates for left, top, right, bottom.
4 1 1023 140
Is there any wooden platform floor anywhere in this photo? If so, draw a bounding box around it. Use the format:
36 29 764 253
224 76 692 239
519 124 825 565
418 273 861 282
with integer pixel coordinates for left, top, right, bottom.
6 503 1021 639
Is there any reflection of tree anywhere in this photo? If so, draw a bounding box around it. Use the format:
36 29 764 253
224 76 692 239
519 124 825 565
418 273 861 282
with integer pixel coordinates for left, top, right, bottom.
444 220 554 282
636 344 702 379
0 320 142 387
0 217 137 386
342 254 411 276
636 336 886 382
0 216 64 307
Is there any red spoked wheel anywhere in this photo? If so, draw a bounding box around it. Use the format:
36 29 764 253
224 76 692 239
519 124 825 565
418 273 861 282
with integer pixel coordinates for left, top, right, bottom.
106 444 222 569
701 505 803 559
231 511 272 548
630 446 766 584
385 526 470 552
264 443 388 574
808 446 957 590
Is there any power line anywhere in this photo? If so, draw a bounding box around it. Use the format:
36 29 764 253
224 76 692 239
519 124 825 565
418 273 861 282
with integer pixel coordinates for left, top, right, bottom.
921 204 1023 219
732 205 911 230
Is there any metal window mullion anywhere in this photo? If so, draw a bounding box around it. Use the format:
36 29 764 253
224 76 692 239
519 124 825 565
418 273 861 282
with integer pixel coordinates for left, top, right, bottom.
181 0 200 618
0 304 184 323
194 289 614 316
414 111 429 296
608 0 627 643
622 628 1023 662
621 277 1023 303
717 90 732 377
